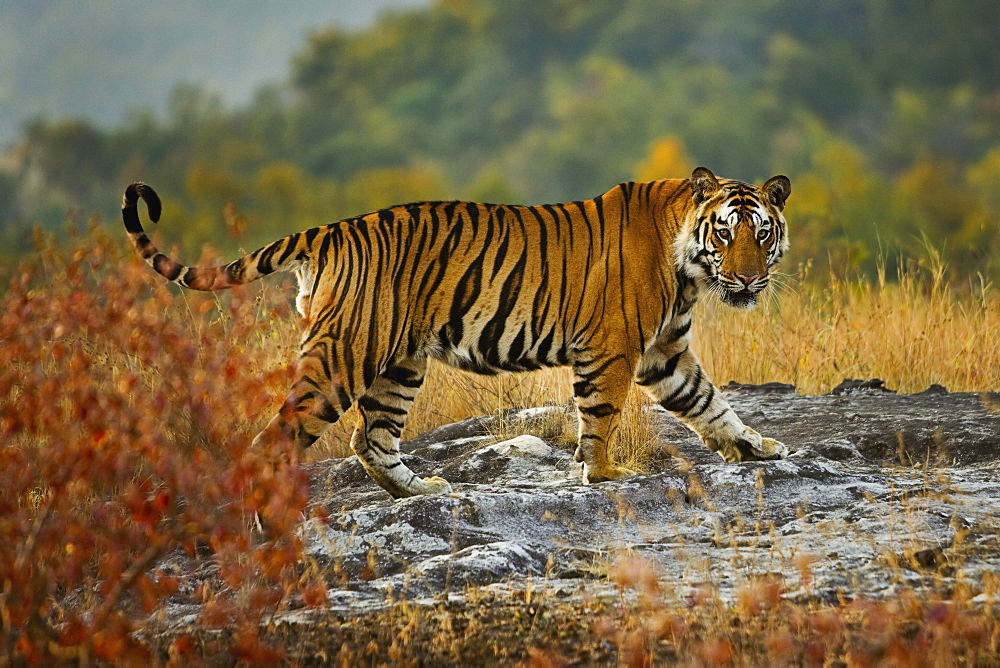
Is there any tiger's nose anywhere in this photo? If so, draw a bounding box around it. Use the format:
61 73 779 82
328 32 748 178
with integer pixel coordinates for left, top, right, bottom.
736 273 759 287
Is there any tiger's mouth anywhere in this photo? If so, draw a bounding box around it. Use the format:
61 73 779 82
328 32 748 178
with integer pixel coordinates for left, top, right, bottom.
720 287 759 309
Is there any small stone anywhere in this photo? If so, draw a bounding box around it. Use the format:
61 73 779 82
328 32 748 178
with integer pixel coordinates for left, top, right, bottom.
829 378 895 395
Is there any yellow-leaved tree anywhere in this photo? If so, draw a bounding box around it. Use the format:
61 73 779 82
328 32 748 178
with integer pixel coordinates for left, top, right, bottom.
634 136 693 182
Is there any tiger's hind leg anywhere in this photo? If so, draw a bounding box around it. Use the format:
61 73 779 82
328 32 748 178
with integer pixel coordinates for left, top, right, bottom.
252 340 352 455
350 357 452 498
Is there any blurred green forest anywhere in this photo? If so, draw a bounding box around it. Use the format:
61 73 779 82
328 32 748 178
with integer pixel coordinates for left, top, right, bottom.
3 0 999 280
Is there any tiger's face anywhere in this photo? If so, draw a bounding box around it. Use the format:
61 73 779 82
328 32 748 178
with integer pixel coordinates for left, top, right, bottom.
677 167 791 310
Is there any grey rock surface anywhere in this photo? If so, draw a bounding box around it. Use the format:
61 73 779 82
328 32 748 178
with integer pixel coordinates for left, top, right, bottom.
296 385 1000 612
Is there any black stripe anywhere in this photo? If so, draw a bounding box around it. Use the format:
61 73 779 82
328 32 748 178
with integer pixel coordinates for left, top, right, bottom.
122 206 144 234
666 371 705 414
334 386 353 412
536 327 556 364
295 390 339 423
378 208 395 227
575 355 623 383
315 226 334 276
669 319 692 342
382 364 424 389
683 384 715 419
579 403 618 419
508 326 526 362
659 366 698 409
528 208 550 346
593 193 605 236
479 242 527 367
707 409 730 425
276 233 301 265
491 209 510 277
358 394 408 416
465 201 480 231
636 349 684 387
365 439 395 456
446 259 483 344
304 226 321 246
256 240 282 274
153 254 182 281
369 418 404 437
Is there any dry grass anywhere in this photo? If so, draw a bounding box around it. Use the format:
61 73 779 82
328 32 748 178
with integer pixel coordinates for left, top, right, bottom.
226 574 998 666
699 260 1000 395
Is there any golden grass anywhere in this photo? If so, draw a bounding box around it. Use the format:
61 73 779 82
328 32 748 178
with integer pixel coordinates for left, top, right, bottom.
698 263 1000 395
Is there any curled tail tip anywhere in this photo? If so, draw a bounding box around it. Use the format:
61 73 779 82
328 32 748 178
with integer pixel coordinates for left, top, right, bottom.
122 182 162 223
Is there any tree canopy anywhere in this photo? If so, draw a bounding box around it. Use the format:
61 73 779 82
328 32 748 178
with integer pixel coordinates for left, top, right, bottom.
3 0 999 278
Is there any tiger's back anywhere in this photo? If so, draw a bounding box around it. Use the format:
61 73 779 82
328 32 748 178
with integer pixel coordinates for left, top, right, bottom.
123 167 790 498
313 188 681 376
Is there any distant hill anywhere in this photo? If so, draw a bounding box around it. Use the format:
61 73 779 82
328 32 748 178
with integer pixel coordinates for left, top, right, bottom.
0 0 428 145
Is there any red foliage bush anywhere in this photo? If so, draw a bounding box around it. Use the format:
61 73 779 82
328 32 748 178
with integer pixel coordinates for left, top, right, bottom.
0 225 312 662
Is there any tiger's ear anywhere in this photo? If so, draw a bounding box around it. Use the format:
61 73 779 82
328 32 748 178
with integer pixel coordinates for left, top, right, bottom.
762 175 791 211
690 167 720 204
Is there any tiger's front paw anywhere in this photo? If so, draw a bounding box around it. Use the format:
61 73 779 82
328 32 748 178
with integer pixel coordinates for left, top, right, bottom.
709 428 788 463
387 475 453 499
757 437 788 459
582 463 638 484
413 476 453 496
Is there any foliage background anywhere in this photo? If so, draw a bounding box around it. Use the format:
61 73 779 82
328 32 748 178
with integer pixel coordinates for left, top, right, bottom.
2 0 999 280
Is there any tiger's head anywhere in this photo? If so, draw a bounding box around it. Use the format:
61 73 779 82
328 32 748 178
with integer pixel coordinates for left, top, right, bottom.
676 167 791 310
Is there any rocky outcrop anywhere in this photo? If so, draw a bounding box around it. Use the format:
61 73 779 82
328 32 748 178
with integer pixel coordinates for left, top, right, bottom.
142 380 1000 661
296 383 1000 612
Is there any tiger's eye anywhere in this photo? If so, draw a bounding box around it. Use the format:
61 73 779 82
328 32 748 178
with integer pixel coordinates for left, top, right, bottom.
757 228 770 242
717 228 731 241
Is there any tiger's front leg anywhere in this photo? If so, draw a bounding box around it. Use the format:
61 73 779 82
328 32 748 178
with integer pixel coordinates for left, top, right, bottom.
572 356 638 483
636 343 788 462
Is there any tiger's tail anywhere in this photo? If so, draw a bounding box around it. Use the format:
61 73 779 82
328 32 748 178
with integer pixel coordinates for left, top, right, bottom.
122 182 309 291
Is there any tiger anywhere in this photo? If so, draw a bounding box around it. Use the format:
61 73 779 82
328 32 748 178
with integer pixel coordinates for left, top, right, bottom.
122 167 791 498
